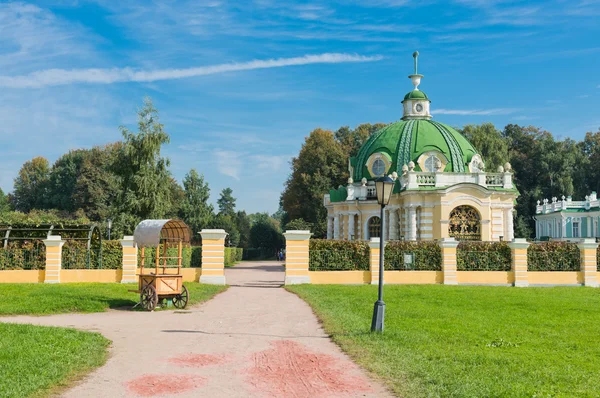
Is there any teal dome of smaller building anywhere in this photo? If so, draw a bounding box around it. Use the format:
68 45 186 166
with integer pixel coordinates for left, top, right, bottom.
403 90 429 101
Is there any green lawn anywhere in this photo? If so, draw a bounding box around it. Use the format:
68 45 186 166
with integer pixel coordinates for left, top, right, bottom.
288 285 600 397
0 323 110 398
0 282 227 315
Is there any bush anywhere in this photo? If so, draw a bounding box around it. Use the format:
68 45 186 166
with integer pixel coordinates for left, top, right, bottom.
101 240 122 269
457 241 511 271
190 246 202 267
528 242 580 271
309 239 369 271
225 247 243 266
244 248 276 260
0 241 46 270
385 241 442 271
138 245 193 268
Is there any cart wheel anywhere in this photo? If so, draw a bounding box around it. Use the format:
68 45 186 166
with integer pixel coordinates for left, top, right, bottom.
173 285 189 309
140 285 158 311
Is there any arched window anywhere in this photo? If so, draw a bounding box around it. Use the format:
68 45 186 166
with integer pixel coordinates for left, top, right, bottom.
368 216 381 238
448 205 481 241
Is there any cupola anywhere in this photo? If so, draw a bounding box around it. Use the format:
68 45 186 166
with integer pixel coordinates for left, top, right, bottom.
401 51 432 120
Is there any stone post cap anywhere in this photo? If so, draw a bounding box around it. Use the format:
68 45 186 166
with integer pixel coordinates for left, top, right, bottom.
438 237 459 248
120 235 136 247
43 235 64 246
200 229 228 240
283 230 312 241
369 237 386 248
577 238 599 249
508 238 531 249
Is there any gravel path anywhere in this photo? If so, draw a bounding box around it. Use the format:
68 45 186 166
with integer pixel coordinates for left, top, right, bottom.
1 261 391 397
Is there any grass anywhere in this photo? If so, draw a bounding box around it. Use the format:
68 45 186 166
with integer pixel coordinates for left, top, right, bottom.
0 323 110 398
0 282 227 316
287 284 600 397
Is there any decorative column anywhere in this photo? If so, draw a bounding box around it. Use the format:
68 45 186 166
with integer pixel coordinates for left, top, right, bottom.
347 213 355 240
389 207 399 240
333 215 340 240
438 238 458 285
120 236 138 283
369 238 386 285
284 230 311 285
508 239 530 287
327 217 333 239
199 229 227 285
43 235 64 284
383 209 390 241
578 238 599 287
504 208 514 241
408 207 417 241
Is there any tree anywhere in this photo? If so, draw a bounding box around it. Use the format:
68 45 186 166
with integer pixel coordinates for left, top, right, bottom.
460 123 508 172
0 188 10 214
179 169 213 235
281 128 346 235
285 218 312 230
12 156 50 212
335 123 387 159
209 214 240 247
249 214 284 250
579 129 600 195
235 210 252 249
116 97 173 233
217 188 236 217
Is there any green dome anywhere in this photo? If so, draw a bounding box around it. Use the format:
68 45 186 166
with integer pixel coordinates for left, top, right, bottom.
352 119 479 181
403 90 429 101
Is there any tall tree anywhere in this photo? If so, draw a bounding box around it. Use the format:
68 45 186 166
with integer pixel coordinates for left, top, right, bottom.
217 187 236 217
116 97 173 232
235 210 252 249
460 123 509 172
45 149 87 211
335 123 387 159
179 169 214 234
281 128 346 236
579 129 600 195
0 188 10 214
12 156 50 212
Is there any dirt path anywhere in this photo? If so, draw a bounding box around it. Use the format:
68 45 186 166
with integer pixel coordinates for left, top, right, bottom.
0 262 391 397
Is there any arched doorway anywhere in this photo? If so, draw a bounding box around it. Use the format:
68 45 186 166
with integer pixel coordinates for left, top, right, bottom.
448 205 481 241
368 216 381 239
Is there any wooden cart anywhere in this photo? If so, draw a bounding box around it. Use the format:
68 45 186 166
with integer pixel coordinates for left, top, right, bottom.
131 219 191 311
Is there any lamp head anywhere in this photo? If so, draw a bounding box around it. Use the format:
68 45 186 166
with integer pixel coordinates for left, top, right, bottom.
107 219 112 229
375 176 395 206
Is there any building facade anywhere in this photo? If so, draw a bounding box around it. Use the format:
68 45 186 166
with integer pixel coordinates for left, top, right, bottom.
324 52 519 242
534 192 600 240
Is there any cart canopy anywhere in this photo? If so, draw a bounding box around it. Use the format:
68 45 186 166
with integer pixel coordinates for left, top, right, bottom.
133 219 190 248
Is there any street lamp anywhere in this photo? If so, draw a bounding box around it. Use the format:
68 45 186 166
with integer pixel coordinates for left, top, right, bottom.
371 175 395 333
107 219 112 240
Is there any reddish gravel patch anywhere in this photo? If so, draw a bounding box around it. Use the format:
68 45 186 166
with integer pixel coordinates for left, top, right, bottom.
167 353 230 367
247 340 373 398
125 374 205 397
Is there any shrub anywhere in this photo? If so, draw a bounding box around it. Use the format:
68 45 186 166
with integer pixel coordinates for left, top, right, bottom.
309 239 369 271
0 241 45 270
528 242 580 271
225 247 243 266
457 241 511 271
385 241 442 271
101 240 122 269
138 245 193 268
190 246 202 267
244 248 276 260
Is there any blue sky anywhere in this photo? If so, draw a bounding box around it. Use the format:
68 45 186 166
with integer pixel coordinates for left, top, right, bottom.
1 1 599 214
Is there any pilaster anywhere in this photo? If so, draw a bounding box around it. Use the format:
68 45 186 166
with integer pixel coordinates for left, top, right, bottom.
199 229 227 285
508 239 530 287
439 238 458 285
369 238 386 285
577 239 599 287
43 235 64 284
284 230 312 285
120 236 138 283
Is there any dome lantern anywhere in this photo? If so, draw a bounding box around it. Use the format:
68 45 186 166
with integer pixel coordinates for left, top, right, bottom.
402 51 432 121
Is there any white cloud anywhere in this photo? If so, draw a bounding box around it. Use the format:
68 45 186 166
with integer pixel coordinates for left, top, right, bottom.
434 108 517 115
250 154 290 171
213 150 242 180
0 53 384 89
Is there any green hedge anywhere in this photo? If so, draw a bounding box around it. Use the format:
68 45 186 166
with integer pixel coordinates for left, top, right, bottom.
528 242 580 271
457 241 511 271
385 241 442 271
244 248 276 260
309 240 369 271
0 241 46 270
190 246 202 267
225 247 243 266
138 245 193 268
101 240 122 269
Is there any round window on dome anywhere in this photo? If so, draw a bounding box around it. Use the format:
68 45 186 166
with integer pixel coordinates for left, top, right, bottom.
424 155 439 172
372 159 386 176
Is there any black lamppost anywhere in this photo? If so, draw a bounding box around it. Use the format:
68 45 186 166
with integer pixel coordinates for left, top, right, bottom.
107 219 112 240
371 175 395 333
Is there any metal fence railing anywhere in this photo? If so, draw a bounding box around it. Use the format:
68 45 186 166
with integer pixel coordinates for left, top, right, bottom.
0 245 46 270
385 250 442 271
309 250 368 271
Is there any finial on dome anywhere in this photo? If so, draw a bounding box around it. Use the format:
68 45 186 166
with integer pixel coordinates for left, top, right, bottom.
408 51 423 91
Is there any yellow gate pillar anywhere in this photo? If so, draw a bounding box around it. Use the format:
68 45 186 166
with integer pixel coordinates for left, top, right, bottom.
199 229 227 285
369 238 386 285
578 238 598 287
508 238 530 287
120 236 138 283
284 230 311 285
43 235 64 284
439 238 459 285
